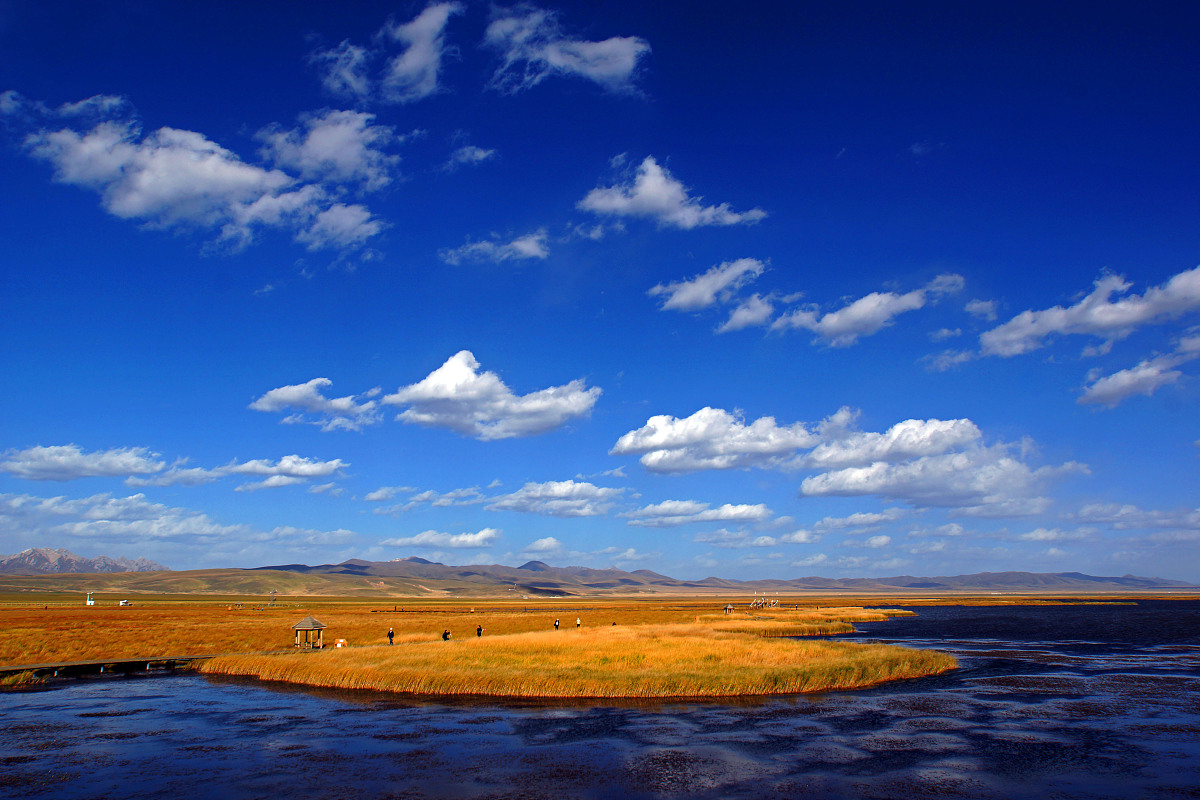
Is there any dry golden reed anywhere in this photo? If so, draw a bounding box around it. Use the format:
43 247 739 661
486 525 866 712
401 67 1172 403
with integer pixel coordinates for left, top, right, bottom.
199 619 955 698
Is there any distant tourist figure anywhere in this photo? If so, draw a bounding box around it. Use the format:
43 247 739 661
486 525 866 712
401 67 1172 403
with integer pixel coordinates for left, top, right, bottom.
388 627 394 645
476 625 483 637
576 618 581 628
442 629 451 641
554 618 560 630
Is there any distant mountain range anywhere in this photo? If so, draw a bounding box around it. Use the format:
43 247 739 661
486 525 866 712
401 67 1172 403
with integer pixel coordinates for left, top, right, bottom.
0 550 1192 594
0 548 169 575
253 556 1196 594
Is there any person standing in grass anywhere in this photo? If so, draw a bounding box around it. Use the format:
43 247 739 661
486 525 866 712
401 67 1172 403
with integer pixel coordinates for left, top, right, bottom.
554 618 560 630
476 625 483 637
576 618 581 628
387 628 394 645
442 629 451 641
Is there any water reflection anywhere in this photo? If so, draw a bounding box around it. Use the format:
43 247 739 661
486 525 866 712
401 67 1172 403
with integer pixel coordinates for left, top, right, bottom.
2 600 1197 798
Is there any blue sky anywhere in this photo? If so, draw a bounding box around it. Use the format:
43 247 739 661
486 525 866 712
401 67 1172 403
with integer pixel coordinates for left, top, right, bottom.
2 1 1198 581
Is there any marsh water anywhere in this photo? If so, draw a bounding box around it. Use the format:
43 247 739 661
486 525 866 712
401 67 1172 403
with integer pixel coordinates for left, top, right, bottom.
2 600 1198 799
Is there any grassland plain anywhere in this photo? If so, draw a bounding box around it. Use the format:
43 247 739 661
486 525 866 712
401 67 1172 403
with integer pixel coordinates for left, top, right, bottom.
197 610 957 698
0 597 893 664
0 592 1167 667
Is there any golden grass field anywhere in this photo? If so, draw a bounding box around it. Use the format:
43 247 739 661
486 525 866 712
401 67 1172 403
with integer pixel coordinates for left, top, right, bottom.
10 591 1182 698
198 611 955 699
0 597 896 664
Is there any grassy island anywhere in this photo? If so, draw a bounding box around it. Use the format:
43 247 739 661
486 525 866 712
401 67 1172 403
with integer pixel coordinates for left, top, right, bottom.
199 608 956 698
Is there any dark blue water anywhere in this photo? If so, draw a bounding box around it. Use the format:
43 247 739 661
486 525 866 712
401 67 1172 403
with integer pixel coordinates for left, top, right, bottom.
2 601 1198 799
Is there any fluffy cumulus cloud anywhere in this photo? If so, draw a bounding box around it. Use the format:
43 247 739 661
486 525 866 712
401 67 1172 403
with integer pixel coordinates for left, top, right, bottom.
805 418 982 468
1078 335 1200 408
579 156 766 229
486 480 622 517
0 444 165 481
250 378 382 431
648 258 765 312
485 4 650 93
981 266 1200 357
801 443 1086 515
439 229 549 265
610 407 816 473
381 527 500 548
220 455 347 492
771 274 964 346
623 499 772 527
11 93 384 252
383 351 600 440
310 3 463 104
257 109 401 191
523 536 562 553
718 294 776 333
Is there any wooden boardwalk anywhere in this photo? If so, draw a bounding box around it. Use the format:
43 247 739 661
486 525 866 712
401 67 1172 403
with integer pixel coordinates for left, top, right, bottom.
0 655 216 679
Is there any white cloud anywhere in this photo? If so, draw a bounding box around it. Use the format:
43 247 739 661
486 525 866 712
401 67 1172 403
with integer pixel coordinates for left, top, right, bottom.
444 145 496 170
373 486 485 514
380 2 464 103
718 294 776 333
1078 335 1200 408
125 467 219 488
250 378 382 431
523 536 562 553
309 3 463 104
235 475 309 492
812 508 908 531
20 100 384 252
485 4 650 93
381 527 500 548
780 530 819 544
929 327 961 342
965 299 998 321
1074 502 1200 531
623 500 772 527
863 535 891 548
383 351 600 440
648 258 765 312
805 418 982 468
487 480 622 517
579 156 766 229
924 349 977 372
981 266 1200 357
296 203 386 251
801 443 1086 513
694 529 781 548
439 229 549 264
218 455 346 491
0 491 352 550
364 485 417 502
310 40 373 100
610 406 816 473
792 553 828 568
257 109 400 191
771 274 963 346
1018 527 1090 542
0 445 164 482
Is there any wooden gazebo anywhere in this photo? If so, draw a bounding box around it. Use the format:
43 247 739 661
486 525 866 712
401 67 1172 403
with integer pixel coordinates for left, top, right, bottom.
292 616 326 649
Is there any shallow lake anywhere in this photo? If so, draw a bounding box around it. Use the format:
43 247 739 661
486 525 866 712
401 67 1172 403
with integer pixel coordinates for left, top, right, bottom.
3 600 1198 799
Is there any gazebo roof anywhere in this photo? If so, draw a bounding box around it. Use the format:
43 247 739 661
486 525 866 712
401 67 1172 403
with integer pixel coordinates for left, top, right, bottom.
292 615 326 630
